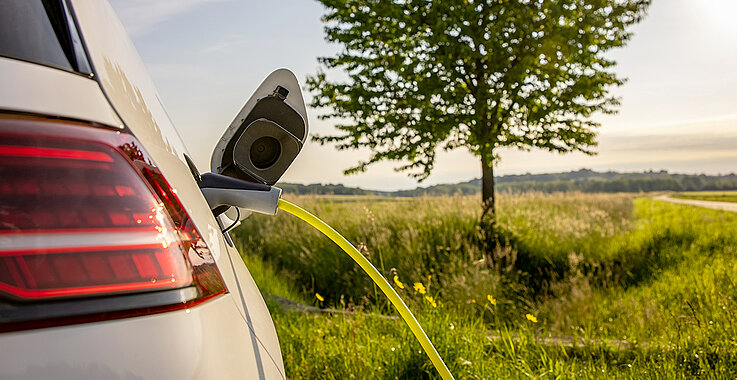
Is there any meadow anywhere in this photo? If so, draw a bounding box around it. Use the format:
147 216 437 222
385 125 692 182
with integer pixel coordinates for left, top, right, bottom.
232 193 737 379
672 191 737 203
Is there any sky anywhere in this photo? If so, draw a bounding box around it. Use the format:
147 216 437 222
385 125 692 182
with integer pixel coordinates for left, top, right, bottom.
108 0 737 191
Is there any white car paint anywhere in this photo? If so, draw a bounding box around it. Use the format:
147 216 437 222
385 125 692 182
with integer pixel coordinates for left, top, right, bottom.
0 57 121 128
0 297 283 379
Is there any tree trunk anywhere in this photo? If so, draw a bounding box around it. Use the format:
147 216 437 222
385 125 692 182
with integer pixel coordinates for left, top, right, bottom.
480 151 497 251
481 152 495 218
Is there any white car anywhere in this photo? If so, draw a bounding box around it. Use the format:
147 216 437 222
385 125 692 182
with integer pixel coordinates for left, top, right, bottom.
0 1 308 378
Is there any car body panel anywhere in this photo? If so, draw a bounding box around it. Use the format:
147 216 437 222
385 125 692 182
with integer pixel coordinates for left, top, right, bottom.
0 296 283 379
222 242 285 367
0 1 285 378
0 57 121 128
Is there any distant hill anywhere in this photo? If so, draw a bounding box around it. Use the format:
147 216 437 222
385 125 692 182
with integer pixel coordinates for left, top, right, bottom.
277 169 737 196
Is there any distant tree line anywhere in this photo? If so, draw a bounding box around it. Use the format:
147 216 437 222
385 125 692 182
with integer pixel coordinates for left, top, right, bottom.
278 169 737 196
277 183 376 196
497 177 737 194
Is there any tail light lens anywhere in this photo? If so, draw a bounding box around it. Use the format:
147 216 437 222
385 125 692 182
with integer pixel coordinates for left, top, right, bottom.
0 115 226 330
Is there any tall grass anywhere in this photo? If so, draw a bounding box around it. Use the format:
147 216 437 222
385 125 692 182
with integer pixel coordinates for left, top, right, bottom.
235 195 483 307
232 193 737 378
542 199 737 342
235 193 634 309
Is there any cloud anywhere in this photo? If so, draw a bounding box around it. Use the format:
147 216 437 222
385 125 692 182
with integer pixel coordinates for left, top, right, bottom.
108 0 225 37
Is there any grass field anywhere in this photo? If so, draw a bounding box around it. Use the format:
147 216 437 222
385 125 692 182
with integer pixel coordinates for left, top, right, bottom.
232 193 737 378
672 191 737 203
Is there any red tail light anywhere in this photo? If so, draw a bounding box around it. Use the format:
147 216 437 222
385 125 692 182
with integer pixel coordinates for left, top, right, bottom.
0 115 226 330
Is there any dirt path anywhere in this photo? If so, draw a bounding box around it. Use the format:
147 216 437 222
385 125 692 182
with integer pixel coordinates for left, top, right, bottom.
653 195 737 212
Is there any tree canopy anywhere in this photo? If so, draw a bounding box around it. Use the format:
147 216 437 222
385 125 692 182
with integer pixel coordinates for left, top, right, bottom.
308 0 650 214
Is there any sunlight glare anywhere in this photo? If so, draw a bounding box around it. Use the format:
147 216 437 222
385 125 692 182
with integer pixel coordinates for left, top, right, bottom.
702 0 737 35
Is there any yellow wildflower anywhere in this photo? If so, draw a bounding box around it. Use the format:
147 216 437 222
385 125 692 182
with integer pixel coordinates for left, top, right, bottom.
471 299 476 304
413 282 426 294
487 295 497 306
425 295 437 308
393 275 405 289
315 293 324 302
525 313 538 323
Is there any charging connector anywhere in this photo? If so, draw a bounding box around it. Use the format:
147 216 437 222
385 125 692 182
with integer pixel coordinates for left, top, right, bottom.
198 172 282 216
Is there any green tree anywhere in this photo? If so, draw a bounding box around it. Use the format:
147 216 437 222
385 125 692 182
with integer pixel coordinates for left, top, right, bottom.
307 0 650 219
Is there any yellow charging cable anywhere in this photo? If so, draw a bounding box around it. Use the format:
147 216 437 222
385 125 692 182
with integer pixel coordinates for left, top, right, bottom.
277 199 455 380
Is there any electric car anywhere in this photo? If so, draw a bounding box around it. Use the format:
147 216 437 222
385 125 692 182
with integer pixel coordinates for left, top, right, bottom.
0 1 306 378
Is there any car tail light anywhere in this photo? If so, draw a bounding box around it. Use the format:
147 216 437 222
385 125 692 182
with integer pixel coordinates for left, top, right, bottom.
0 115 226 331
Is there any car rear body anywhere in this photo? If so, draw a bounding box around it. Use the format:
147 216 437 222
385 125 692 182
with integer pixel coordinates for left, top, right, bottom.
0 1 284 378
